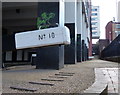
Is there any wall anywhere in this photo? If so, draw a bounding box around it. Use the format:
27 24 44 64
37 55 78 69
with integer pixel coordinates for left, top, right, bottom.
105 21 113 42
117 1 120 22
98 39 109 58
2 2 38 63
64 1 77 64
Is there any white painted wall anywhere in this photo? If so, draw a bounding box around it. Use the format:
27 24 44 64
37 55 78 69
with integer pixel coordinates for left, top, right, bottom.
59 0 65 27
76 2 81 34
77 2 83 35
82 14 85 41
65 2 76 23
117 1 120 22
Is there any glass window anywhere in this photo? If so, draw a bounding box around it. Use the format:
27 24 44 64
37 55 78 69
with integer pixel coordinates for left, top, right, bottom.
92 13 97 16
92 32 97 35
115 24 120 29
91 22 97 25
92 9 97 11
92 27 97 30
91 17 97 21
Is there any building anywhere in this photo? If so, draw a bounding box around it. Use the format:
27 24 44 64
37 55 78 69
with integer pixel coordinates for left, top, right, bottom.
2 0 92 69
116 1 120 36
100 1 120 62
105 21 120 43
2 2 38 64
98 39 109 58
105 21 113 43
91 6 100 39
113 22 120 37
2 2 64 69
117 1 120 22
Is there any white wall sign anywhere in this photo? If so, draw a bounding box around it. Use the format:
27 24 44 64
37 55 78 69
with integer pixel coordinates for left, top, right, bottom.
15 26 70 49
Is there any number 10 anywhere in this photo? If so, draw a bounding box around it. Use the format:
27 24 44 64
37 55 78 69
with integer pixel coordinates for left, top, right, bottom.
49 32 55 38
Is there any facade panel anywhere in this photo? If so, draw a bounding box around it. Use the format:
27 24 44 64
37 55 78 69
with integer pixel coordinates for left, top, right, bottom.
117 1 120 22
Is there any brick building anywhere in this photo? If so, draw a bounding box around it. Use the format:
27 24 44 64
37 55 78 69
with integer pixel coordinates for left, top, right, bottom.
105 21 120 43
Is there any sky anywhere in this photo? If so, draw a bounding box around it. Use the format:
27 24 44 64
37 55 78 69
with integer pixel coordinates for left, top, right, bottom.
91 0 118 43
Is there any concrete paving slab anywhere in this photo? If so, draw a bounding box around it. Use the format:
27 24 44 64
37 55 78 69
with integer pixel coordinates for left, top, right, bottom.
84 67 119 94
10 86 37 92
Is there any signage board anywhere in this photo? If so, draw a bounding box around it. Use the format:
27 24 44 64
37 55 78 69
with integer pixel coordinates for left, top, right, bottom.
15 26 70 49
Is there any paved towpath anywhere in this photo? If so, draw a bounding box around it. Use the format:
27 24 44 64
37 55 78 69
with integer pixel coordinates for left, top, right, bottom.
2 59 118 94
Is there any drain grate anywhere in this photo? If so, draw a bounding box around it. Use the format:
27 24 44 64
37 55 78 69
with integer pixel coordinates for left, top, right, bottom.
29 81 54 86
49 76 68 78
55 74 73 76
59 72 75 75
10 86 37 92
41 78 64 81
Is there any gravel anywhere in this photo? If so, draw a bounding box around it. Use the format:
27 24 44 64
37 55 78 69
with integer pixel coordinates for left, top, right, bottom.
2 59 118 93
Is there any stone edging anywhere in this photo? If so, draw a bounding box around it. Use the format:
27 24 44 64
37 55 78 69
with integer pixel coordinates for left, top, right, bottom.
83 68 108 94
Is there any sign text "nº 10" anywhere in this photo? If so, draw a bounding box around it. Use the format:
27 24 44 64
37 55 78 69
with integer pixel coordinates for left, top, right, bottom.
38 32 55 40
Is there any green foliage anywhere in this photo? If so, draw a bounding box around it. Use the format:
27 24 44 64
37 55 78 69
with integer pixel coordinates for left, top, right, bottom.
37 12 55 29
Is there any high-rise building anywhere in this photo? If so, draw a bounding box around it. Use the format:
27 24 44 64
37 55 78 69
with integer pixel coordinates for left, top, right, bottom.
91 6 100 39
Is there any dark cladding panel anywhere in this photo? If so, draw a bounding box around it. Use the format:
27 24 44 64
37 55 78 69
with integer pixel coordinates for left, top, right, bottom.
64 23 77 64
36 2 64 70
77 34 81 62
82 40 85 61
101 34 120 58
36 45 64 70
38 2 59 28
2 2 38 32
2 2 38 51
2 34 16 51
